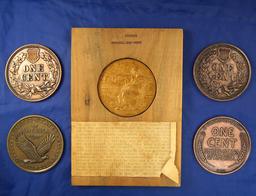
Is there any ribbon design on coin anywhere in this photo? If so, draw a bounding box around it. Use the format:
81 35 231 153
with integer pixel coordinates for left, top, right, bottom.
6 44 62 101
193 43 251 101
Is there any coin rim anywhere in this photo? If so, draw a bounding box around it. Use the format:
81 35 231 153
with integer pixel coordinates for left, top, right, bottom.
97 57 157 118
193 43 251 101
7 115 64 173
5 44 62 102
193 116 251 175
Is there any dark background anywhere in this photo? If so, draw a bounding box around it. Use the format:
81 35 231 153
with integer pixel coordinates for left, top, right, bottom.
0 0 255 195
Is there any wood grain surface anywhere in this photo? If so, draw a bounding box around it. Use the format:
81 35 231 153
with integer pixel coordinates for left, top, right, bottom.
71 28 183 186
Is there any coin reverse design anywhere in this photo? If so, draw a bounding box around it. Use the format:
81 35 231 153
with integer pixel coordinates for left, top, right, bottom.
7 115 64 173
98 58 157 117
193 116 251 175
5 44 62 102
193 43 251 101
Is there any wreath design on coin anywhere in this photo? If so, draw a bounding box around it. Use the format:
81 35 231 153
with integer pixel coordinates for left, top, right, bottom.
9 51 59 98
194 44 251 101
198 49 248 98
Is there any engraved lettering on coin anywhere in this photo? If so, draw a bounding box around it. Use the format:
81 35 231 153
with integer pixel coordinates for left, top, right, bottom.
98 58 157 117
193 116 251 175
193 43 251 101
5 44 62 101
7 115 64 173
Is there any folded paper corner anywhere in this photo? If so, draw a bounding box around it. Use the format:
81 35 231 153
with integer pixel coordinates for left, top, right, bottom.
161 158 180 185
160 122 180 185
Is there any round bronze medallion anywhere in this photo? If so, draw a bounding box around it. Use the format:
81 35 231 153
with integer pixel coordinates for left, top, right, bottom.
5 44 62 102
98 58 157 117
7 115 64 173
193 116 251 175
193 43 251 101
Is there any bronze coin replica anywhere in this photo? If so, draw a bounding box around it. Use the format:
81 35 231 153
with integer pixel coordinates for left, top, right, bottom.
5 44 62 102
7 115 64 173
193 116 251 175
193 43 251 101
98 58 157 117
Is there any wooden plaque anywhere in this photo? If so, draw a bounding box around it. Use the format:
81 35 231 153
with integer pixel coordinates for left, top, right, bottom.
71 28 183 186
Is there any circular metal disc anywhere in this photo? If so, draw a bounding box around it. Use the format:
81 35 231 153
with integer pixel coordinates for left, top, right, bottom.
5 44 62 102
193 43 251 101
193 116 251 175
97 58 157 117
7 115 64 173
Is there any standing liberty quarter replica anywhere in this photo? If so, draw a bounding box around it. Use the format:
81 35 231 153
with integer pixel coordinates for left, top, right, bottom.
193 116 251 175
98 58 157 117
193 43 251 101
7 115 64 172
5 44 62 101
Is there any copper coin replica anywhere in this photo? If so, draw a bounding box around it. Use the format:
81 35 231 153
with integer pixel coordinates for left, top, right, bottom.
5 44 62 102
7 115 64 173
193 43 251 101
98 58 157 117
193 116 251 175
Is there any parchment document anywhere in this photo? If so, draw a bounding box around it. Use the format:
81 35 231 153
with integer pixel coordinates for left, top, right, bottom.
72 122 179 184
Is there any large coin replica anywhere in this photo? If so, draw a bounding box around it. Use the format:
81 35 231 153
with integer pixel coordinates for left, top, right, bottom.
7 115 64 173
193 43 251 101
98 58 157 117
193 116 251 175
5 44 62 101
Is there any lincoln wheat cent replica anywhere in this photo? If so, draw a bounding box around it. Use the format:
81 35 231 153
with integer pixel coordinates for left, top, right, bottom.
7 115 64 172
193 116 251 175
98 58 157 117
5 44 62 101
193 43 251 101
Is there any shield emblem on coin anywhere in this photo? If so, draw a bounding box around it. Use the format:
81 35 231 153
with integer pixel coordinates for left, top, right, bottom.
218 47 230 62
27 48 40 63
